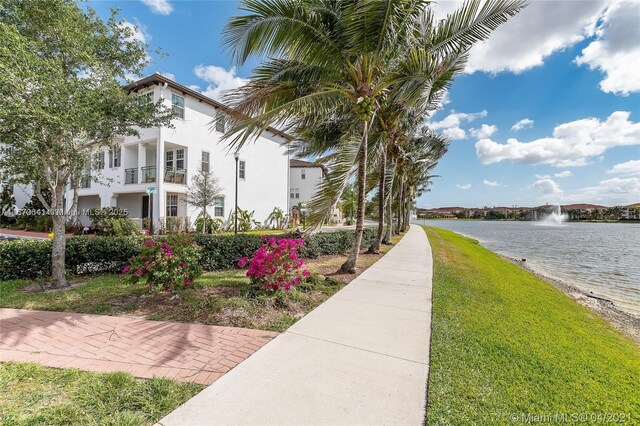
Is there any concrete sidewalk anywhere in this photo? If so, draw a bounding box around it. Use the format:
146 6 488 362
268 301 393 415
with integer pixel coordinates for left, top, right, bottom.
157 225 433 425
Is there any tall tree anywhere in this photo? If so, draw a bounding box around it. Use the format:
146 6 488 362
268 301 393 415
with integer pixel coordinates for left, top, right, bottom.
184 168 224 234
221 0 526 273
0 0 172 287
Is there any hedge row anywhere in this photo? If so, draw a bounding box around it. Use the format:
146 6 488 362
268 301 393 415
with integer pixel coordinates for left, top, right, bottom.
0 228 378 280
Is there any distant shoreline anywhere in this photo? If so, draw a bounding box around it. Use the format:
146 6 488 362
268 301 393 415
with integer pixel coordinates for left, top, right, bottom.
502 255 640 346
417 218 640 224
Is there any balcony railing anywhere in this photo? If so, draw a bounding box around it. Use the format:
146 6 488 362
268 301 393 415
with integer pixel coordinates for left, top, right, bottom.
141 165 156 183
164 168 186 184
80 175 91 189
124 168 138 184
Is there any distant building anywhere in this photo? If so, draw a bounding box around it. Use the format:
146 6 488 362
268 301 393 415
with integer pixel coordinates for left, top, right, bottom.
288 159 341 224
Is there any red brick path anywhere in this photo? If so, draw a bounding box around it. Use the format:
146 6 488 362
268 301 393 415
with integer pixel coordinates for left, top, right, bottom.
0 309 277 385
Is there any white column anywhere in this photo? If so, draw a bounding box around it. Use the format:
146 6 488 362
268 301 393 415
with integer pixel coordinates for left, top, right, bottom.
138 142 146 173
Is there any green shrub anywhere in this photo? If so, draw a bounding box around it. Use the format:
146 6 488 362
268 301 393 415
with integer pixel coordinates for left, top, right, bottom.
121 236 202 293
0 228 378 280
88 207 139 236
194 233 264 270
0 239 52 280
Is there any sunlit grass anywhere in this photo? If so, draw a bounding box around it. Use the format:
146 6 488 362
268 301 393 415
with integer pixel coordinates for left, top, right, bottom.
0 362 202 426
424 226 640 425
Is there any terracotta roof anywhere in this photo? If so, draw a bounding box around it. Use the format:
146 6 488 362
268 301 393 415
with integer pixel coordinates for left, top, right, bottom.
124 73 293 141
560 203 607 209
290 159 323 168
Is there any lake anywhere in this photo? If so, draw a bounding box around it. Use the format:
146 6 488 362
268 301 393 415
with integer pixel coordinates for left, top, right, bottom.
417 220 640 316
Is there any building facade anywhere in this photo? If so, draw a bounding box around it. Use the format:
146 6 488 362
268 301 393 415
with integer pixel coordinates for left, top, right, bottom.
67 74 289 230
288 159 341 224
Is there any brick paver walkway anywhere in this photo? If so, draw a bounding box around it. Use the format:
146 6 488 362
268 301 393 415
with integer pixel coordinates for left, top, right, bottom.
0 309 277 385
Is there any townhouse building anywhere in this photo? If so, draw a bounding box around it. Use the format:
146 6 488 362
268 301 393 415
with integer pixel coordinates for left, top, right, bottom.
68 73 290 230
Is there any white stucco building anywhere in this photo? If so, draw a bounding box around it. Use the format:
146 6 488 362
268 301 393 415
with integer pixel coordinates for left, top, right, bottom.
289 159 341 224
68 74 290 230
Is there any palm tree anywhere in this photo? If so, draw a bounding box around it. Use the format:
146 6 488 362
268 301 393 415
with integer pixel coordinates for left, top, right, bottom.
221 0 526 272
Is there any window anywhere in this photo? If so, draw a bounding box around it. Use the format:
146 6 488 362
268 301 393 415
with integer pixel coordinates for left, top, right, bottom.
109 146 121 168
239 160 246 179
213 197 224 217
93 151 105 170
176 149 185 170
172 94 184 119
166 194 178 217
215 111 225 133
138 91 153 106
201 151 210 173
301 168 306 180
290 188 299 199
165 150 174 170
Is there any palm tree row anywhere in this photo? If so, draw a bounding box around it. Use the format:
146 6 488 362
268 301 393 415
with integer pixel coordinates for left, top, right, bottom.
221 0 526 272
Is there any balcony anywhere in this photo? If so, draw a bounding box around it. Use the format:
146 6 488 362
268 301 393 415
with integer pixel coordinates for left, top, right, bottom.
141 166 156 183
124 168 138 184
164 168 186 184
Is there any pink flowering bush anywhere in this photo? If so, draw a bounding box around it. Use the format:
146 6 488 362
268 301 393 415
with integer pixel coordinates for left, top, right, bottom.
120 236 202 293
238 236 310 291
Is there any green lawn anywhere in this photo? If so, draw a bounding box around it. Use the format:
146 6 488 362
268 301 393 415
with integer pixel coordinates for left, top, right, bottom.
0 362 202 426
424 226 640 425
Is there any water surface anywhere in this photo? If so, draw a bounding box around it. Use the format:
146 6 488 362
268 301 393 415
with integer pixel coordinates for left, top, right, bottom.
419 220 640 316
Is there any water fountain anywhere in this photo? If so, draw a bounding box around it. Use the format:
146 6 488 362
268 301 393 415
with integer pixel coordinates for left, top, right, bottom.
539 205 568 226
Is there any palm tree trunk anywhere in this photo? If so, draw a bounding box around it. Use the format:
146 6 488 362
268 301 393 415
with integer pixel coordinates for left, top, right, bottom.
395 176 403 234
369 152 386 254
383 187 393 244
341 121 368 273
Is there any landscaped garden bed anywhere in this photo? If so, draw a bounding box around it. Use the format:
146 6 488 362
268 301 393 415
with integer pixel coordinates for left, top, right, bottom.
0 231 404 332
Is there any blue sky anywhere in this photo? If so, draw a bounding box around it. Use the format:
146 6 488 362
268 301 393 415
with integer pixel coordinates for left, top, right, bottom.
91 0 639 208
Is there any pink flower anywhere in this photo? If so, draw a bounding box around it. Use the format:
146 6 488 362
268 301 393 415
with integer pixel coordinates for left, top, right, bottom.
122 265 130 274
260 235 267 242
302 269 310 277
180 261 187 268
238 257 248 268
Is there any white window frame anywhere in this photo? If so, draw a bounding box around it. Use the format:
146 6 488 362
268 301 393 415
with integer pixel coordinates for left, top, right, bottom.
176 149 185 170
213 197 224 217
301 168 306 180
172 94 184 119
166 194 178 217
109 146 121 168
165 150 174 171
290 188 299 199
215 111 225 133
201 151 210 173
239 160 246 180
93 151 105 170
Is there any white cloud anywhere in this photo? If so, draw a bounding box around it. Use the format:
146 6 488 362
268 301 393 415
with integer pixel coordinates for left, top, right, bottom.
475 111 640 167
141 0 173 15
187 85 201 91
555 171 572 178
442 127 466 140
470 124 497 139
532 178 563 195
159 71 175 81
430 110 487 130
566 177 640 204
575 2 640 95
194 65 247 101
456 184 472 190
432 1 607 74
428 110 487 140
607 160 640 175
483 179 499 187
119 19 148 44
511 118 534 131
